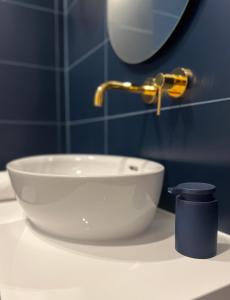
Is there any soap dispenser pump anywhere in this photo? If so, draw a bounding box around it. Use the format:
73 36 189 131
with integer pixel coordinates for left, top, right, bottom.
168 182 218 259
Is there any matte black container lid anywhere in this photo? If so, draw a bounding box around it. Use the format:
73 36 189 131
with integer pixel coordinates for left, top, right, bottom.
168 182 216 201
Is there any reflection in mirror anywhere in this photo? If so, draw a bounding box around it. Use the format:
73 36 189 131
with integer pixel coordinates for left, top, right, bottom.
108 0 190 64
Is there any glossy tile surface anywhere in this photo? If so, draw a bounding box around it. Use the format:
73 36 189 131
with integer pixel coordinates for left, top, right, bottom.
0 2 55 66
69 49 105 121
68 0 105 64
0 0 61 169
0 65 56 121
0 125 57 169
8 0 54 9
71 122 104 154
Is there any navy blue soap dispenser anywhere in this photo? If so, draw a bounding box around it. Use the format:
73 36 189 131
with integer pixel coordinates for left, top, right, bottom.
168 182 218 259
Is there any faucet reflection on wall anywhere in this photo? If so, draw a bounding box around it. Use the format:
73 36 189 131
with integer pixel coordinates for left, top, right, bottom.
94 68 193 116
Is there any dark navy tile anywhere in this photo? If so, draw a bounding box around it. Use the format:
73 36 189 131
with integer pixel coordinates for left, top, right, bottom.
66 0 74 8
57 13 64 69
71 122 104 153
59 70 66 122
108 0 230 115
0 65 56 121
0 124 58 170
68 0 105 64
69 48 105 121
108 101 230 233
0 2 55 66
57 0 63 12
57 124 66 153
8 0 54 9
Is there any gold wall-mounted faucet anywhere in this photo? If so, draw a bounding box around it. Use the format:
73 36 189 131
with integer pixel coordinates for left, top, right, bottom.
94 67 193 116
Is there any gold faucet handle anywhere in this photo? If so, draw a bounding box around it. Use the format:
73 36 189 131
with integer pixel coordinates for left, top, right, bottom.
142 77 167 116
156 86 162 116
154 67 193 116
142 79 163 116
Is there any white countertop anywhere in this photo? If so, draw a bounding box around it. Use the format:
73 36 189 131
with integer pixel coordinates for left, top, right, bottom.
0 201 229 300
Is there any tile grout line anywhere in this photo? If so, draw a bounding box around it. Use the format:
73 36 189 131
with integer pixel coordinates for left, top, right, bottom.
54 0 62 153
1 0 60 14
68 39 109 71
63 0 79 15
2 97 226 127
68 96 230 126
0 120 61 126
63 0 71 153
0 59 62 72
0 41 107 73
103 3 108 154
68 116 105 126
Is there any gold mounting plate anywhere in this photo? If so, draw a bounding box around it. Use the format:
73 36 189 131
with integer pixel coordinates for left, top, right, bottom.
167 67 193 98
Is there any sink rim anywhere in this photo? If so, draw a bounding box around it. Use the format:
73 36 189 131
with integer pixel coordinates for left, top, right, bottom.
7 154 164 179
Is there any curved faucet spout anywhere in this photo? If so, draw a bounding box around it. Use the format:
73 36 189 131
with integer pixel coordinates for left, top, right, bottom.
93 68 193 116
94 80 157 107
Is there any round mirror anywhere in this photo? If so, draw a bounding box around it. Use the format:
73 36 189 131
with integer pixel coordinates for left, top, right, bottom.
108 0 190 64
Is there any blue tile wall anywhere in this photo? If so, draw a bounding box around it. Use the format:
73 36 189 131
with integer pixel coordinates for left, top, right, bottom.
68 0 105 65
69 48 105 121
0 2 55 66
0 0 64 169
108 101 230 233
4 0 54 10
0 124 58 169
0 65 56 121
66 0 230 234
71 122 104 154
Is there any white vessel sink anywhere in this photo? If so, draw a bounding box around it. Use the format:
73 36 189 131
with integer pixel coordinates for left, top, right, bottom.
7 155 164 241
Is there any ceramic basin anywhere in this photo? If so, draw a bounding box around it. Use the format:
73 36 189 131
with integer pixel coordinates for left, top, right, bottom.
7 155 164 241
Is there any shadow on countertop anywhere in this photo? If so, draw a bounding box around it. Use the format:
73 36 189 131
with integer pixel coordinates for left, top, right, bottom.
28 209 230 263
29 209 182 262
195 284 230 300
